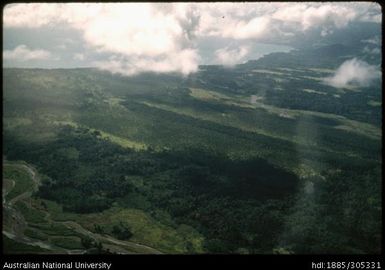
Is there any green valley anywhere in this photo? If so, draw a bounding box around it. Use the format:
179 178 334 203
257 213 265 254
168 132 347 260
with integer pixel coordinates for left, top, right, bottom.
3 51 381 253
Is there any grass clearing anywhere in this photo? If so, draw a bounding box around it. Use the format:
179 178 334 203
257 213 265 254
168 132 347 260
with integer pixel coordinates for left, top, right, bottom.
24 228 49 241
51 120 147 150
300 75 323 81
40 199 80 222
368 100 381 107
15 201 46 224
189 87 233 101
308 68 335 73
302 89 327 95
104 97 126 107
50 236 83 249
251 69 285 75
98 130 147 150
3 164 34 201
247 100 380 139
3 178 14 194
140 100 294 143
77 207 204 253
29 223 83 238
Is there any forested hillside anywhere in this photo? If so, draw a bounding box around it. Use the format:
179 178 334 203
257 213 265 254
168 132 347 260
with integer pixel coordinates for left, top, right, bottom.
3 45 381 254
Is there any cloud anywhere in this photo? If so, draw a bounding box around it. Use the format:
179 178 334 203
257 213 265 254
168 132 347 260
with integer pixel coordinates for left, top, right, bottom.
2 3 382 75
3 45 52 61
215 46 249 66
63 3 201 76
272 4 358 30
323 58 381 88
4 3 381 38
361 36 381 45
3 3 63 28
195 4 276 40
363 46 381 55
321 28 333 37
93 49 199 76
4 3 200 75
196 2 380 41
225 17 271 40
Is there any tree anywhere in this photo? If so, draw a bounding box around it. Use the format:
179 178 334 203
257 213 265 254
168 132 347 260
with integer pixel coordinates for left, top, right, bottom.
81 236 94 249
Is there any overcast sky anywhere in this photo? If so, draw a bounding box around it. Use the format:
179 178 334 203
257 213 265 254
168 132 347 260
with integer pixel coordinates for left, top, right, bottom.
2 2 381 76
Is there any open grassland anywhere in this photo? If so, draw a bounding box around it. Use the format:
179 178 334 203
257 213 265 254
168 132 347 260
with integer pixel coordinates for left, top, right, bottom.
15 201 46 224
3 164 35 201
50 236 83 250
75 207 204 253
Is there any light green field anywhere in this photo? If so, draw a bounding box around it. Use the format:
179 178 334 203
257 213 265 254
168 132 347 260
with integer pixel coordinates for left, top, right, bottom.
15 201 46 224
140 100 294 144
76 207 204 253
3 178 14 193
300 75 323 81
3 164 35 201
187 87 381 140
368 100 381 107
50 236 83 249
308 68 334 73
189 87 234 101
98 130 147 150
251 69 285 75
51 120 147 150
29 223 82 237
302 89 327 95
24 228 49 241
34 198 203 253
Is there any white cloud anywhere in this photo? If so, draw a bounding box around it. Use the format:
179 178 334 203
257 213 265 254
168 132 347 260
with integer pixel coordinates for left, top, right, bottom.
93 49 199 76
79 5 178 56
363 46 381 55
4 3 200 75
195 4 276 40
225 17 271 39
4 3 381 38
3 45 52 61
3 3 63 28
361 36 381 45
321 27 333 37
195 2 380 42
272 3 358 30
2 3 382 75
323 58 381 88
215 46 249 66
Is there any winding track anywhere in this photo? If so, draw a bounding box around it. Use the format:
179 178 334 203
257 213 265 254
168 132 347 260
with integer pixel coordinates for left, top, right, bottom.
2 162 162 254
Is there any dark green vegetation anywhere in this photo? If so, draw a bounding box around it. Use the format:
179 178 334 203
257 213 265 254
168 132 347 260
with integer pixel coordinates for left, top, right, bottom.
3 45 381 254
